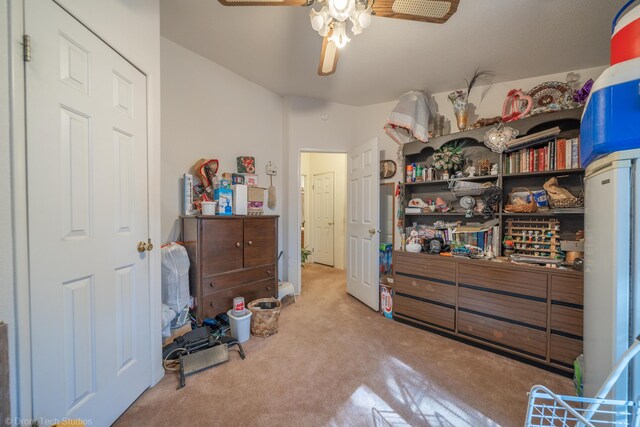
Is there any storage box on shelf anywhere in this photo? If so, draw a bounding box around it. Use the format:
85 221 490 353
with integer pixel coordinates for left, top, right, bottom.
397 108 585 374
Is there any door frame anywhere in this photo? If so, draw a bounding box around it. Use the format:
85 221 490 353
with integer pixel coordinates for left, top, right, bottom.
379 182 396 251
295 150 346 294
310 170 335 267
5 1 163 418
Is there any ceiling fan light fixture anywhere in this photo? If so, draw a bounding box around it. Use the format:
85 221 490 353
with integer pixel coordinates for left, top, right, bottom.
310 7 331 32
328 0 355 22
357 6 372 28
329 21 350 48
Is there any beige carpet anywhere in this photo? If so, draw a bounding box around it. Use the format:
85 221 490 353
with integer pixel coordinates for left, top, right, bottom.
115 264 572 427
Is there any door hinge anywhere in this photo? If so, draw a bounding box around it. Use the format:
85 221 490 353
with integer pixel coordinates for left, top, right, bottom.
23 34 31 62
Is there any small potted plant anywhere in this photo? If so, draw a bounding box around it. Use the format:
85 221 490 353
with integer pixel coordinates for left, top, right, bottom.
301 246 312 267
432 140 467 176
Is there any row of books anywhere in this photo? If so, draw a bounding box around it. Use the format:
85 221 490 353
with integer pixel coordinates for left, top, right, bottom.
407 223 500 256
452 226 500 255
504 137 580 174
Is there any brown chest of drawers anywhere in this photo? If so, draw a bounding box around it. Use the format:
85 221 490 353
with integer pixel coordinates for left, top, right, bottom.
182 215 278 322
393 251 584 374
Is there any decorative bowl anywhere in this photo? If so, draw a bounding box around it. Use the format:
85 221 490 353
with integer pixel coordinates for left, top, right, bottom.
406 243 422 253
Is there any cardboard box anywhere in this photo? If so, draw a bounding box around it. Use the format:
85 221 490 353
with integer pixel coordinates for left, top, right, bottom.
243 174 258 187
214 188 233 215
247 187 265 214
232 184 248 215
380 284 393 319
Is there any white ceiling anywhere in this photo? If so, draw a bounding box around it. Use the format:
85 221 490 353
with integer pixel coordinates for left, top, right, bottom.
160 0 625 106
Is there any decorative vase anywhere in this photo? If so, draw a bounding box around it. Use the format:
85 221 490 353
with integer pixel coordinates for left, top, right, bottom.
454 104 469 132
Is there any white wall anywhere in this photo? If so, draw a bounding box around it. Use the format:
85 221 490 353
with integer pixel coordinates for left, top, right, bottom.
353 65 607 251
0 0 16 419
301 153 347 270
356 65 608 176
3 0 163 418
160 38 285 271
283 97 359 291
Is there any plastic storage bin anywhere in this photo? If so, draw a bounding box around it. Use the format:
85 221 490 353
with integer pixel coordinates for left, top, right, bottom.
227 309 252 343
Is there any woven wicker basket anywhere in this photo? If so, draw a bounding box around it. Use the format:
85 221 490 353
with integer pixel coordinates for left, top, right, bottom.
248 297 282 337
548 190 584 209
504 187 538 213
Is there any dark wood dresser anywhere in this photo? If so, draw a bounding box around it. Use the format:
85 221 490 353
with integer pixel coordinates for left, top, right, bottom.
182 215 279 322
393 251 583 374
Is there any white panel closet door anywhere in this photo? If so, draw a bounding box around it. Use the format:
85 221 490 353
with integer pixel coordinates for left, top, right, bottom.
25 1 151 425
347 138 380 310
312 172 335 266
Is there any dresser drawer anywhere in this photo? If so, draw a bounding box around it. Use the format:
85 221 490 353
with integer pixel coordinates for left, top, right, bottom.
201 265 276 297
459 287 547 329
394 253 455 283
394 274 455 306
551 304 583 337
394 295 455 330
550 334 582 366
200 278 276 318
551 275 583 306
458 263 547 299
458 311 547 357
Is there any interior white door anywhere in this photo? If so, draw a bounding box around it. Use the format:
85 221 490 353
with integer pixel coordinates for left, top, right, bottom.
312 172 335 266
26 1 151 425
347 138 380 310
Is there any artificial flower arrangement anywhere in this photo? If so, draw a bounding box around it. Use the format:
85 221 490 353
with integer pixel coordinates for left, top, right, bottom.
431 140 467 172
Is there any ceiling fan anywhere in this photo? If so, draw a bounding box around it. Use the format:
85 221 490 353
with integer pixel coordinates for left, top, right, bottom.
217 0 460 76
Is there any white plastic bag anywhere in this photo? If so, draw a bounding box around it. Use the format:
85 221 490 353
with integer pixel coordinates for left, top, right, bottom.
161 304 177 338
161 243 191 321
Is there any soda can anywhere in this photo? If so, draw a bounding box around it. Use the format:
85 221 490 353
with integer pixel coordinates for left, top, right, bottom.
233 297 245 315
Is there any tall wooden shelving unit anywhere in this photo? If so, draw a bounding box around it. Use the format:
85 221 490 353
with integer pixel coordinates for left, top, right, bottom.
393 107 586 374
402 107 585 254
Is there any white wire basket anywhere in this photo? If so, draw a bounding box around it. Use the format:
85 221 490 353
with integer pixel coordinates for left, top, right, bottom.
525 338 640 427
526 386 638 426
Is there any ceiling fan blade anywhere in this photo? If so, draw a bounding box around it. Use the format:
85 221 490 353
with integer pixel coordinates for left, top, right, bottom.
218 0 308 6
318 36 339 76
372 0 459 23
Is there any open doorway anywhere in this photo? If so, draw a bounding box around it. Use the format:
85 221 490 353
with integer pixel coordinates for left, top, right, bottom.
300 152 348 289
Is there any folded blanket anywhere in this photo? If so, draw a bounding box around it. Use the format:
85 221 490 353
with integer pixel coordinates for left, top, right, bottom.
384 90 432 144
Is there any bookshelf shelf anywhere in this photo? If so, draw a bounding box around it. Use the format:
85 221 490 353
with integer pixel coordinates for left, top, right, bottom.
503 168 585 178
504 210 584 216
405 212 490 217
404 175 497 186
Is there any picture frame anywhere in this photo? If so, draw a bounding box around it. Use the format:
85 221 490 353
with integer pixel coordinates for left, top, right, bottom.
380 160 397 179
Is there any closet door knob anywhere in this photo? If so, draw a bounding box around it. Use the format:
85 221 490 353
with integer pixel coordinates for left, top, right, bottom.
248 240 253 246
236 242 241 248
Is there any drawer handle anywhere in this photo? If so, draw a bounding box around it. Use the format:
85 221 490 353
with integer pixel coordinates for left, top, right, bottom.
209 302 215 307
236 242 241 248
209 282 215 289
248 240 253 246
266 286 271 291
266 270 272 276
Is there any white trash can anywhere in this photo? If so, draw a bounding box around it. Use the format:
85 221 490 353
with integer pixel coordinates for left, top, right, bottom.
227 309 252 343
